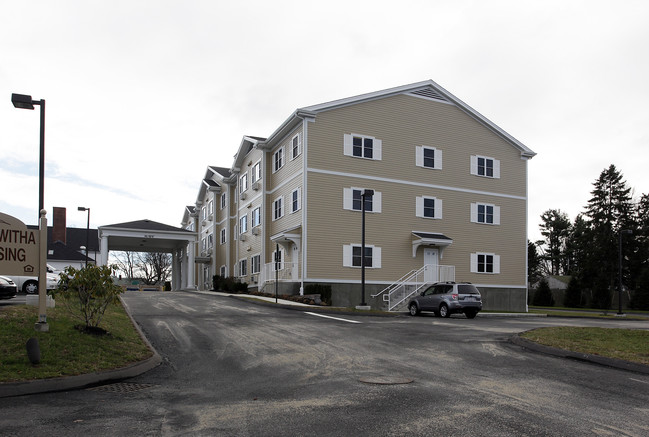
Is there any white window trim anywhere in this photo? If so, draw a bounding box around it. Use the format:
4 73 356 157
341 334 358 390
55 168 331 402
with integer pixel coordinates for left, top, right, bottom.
251 161 261 183
252 206 261 227
251 254 261 274
220 228 226 245
416 196 442 219
273 196 284 221
470 202 501 225
470 155 501 179
290 133 301 161
220 193 227 210
342 244 382 268
273 147 285 173
416 146 443 170
343 188 382 213
238 258 248 277
343 133 382 160
239 173 248 193
290 187 302 214
239 214 248 234
470 252 501 274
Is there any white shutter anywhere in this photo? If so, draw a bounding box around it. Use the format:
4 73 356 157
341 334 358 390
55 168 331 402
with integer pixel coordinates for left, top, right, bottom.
470 203 478 223
416 146 423 167
435 198 443 219
493 159 501 179
436 148 443 169
373 138 382 160
343 188 353 210
373 246 381 268
493 205 501 225
343 134 353 156
372 191 382 213
470 253 478 273
296 187 302 212
416 196 424 218
493 254 501 274
470 155 478 175
343 245 352 267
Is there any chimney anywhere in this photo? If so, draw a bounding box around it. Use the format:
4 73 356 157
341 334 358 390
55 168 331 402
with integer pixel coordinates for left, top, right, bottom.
52 207 66 244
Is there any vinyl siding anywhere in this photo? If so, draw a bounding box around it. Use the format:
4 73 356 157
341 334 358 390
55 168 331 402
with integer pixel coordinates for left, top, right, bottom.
304 93 527 286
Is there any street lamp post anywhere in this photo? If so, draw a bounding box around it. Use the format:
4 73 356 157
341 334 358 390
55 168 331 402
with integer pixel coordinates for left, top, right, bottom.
12 93 48 331
78 207 90 267
618 229 633 315
357 189 374 310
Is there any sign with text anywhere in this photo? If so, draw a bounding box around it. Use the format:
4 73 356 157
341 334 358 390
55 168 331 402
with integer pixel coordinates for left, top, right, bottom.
0 212 40 276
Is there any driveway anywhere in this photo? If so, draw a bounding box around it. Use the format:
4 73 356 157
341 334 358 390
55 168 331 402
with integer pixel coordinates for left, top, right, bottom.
1 290 648 436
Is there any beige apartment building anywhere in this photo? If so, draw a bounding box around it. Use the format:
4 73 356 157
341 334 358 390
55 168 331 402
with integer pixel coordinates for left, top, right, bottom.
180 80 536 311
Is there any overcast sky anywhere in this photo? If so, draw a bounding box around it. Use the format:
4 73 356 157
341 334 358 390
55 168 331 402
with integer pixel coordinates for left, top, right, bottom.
1 0 648 244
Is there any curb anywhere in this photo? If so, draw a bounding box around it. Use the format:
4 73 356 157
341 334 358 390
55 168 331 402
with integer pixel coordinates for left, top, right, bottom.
0 297 162 399
510 334 649 375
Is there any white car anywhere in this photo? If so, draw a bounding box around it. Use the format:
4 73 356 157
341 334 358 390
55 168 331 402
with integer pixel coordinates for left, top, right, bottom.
7 264 60 294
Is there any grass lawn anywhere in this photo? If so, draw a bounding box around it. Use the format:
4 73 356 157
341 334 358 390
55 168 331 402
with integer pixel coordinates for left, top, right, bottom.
520 327 649 365
0 300 152 383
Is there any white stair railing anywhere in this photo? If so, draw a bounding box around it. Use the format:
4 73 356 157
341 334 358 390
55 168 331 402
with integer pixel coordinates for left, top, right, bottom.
383 265 455 311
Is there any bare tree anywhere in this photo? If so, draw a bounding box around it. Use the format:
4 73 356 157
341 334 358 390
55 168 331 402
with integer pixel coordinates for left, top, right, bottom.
112 251 172 285
112 251 138 279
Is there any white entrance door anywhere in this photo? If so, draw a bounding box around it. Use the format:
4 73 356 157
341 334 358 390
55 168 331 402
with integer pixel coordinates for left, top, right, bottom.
292 244 299 279
423 248 439 283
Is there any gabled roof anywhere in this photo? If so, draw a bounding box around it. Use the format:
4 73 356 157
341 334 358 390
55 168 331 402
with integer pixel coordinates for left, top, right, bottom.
101 219 192 233
208 166 232 179
258 79 536 158
232 136 265 173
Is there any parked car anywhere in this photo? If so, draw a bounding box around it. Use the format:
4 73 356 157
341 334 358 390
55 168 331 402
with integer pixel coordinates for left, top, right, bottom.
0 275 18 299
408 282 482 318
7 264 59 294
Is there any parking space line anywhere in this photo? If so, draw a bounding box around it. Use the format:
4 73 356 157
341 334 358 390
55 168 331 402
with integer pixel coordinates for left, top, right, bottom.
304 312 362 324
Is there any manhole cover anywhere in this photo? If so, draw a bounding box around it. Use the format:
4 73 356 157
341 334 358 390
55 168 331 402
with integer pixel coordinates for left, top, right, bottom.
87 382 156 393
358 376 414 385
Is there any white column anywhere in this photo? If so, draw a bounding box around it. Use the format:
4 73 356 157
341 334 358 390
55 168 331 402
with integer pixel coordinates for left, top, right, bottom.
172 250 179 290
187 240 195 289
99 234 109 265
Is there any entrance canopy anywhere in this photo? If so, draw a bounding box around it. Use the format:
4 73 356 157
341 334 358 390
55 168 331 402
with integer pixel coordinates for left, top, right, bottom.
412 231 453 257
98 219 196 258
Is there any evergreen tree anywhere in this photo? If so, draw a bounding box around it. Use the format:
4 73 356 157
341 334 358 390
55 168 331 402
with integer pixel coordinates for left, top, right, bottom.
563 276 582 308
527 240 543 285
539 209 572 275
583 165 634 295
630 267 649 310
564 214 591 277
532 278 555 307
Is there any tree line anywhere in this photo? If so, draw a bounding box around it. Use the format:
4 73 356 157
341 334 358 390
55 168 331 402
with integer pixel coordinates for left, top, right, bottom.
529 164 649 309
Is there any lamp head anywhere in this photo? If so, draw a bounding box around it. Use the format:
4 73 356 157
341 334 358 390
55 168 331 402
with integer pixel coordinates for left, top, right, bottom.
11 93 35 110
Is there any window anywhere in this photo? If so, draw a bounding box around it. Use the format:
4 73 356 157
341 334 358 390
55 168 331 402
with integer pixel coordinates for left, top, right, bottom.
343 188 382 212
208 233 214 248
201 237 206 251
470 155 500 179
238 259 247 277
239 214 248 234
251 254 261 274
291 187 301 213
471 203 500 225
416 196 442 219
251 161 261 183
273 196 283 220
252 206 261 227
291 134 301 160
343 134 382 160
220 228 226 244
220 193 226 209
416 146 442 170
273 147 284 172
239 173 248 193
208 199 213 215
470 253 501 274
220 265 227 277
343 244 381 268
272 248 283 270
202 206 207 220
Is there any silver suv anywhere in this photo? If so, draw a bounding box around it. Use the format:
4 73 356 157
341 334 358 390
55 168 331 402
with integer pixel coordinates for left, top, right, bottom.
408 282 482 318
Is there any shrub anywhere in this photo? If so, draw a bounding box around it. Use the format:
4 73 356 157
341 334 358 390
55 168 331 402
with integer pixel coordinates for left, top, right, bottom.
212 275 248 293
591 280 612 310
50 265 124 331
532 279 555 306
563 276 582 308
